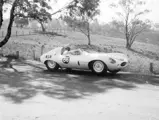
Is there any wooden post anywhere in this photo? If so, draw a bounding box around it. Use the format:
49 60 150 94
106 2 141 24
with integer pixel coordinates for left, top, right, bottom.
33 50 36 60
16 51 19 59
150 62 154 74
41 45 45 55
0 47 3 56
16 31 18 36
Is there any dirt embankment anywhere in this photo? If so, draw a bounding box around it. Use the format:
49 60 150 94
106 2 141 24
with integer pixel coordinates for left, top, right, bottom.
0 31 159 75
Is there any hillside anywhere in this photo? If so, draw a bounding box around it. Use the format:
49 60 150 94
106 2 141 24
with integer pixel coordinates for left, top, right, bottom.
105 30 159 46
0 27 159 74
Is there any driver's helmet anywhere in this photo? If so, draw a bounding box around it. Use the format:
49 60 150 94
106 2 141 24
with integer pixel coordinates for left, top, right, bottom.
65 47 70 51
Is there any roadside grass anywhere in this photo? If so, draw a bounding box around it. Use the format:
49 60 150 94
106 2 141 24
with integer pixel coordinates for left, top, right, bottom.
0 29 159 74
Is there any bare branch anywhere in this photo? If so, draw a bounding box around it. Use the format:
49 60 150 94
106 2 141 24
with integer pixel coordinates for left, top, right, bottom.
110 0 151 49
79 28 88 36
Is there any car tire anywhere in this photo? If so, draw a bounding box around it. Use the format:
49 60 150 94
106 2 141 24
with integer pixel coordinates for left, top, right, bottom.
45 60 59 71
109 70 120 75
91 61 107 75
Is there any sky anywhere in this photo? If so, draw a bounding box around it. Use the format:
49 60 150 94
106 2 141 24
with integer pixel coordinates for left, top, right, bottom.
51 0 159 24
98 0 159 23
3 0 159 24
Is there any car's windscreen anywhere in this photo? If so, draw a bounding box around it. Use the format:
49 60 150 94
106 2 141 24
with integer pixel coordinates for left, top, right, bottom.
69 50 81 55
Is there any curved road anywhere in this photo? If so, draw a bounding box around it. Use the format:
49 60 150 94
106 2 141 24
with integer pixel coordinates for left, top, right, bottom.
0 59 159 120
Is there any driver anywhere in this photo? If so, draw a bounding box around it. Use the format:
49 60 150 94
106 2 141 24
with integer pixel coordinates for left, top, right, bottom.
63 47 71 55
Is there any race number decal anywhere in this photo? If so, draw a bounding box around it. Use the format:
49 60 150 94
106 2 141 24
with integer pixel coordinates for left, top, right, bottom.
46 55 52 58
62 56 70 64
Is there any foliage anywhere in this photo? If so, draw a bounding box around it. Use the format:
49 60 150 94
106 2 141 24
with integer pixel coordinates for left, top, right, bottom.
14 17 29 28
27 1 52 32
64 0 100 45
0 0 53 47
110 0 151 49
14 0 52 32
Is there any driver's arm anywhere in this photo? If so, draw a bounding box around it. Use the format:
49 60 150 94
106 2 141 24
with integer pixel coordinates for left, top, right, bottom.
63 50 68 55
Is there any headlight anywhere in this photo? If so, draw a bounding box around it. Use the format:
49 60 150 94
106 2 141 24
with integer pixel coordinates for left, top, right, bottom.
109 58 116 64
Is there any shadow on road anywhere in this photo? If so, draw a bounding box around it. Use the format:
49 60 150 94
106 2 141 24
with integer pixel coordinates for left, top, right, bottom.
0 59 159 104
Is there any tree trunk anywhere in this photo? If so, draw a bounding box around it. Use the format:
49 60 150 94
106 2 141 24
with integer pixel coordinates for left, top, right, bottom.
87 22 91 45
87 34 91 45
0 0 4 29
125 27 132 49
126 39 132 50
40 22 46 32
0 0 18 47
126 41 130 49
125 12 130 49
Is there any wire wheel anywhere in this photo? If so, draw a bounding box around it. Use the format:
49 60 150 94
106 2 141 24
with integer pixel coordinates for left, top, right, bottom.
45 60 59 71
92 61 106 74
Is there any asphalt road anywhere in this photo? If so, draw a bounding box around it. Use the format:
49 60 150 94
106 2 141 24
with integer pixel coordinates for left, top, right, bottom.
0 59 159 120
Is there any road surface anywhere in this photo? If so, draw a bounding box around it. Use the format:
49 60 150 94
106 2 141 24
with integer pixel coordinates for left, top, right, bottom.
0 59 159 120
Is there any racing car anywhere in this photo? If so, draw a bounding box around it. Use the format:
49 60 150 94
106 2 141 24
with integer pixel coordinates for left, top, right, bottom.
40 46 128 75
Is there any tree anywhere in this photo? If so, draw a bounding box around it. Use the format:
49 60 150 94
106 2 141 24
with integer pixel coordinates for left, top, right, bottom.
0 0 53 47
27 2 52 32
64 0 100 45
110 0 151 49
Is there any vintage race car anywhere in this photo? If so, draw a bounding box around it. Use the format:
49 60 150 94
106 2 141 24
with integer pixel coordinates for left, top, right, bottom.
40 46 128 75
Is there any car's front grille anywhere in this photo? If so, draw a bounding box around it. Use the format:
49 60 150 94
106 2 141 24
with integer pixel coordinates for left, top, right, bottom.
121 62 127 66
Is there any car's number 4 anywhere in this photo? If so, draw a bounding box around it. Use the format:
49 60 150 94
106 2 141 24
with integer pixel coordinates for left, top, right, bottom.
46 55 52 58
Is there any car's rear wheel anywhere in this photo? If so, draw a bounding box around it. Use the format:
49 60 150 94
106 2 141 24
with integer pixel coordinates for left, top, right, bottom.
45 60 59 71
91 61 107 75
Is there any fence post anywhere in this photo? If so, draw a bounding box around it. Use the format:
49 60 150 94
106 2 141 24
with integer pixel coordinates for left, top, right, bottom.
33 50 36 60
150 62 154 74
41 45 45 55
0 47 3 56
16 51 19 59
16 31 18 36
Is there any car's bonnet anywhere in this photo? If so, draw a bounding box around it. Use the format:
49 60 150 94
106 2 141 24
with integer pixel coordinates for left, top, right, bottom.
89 52 128 61
106 53 128 60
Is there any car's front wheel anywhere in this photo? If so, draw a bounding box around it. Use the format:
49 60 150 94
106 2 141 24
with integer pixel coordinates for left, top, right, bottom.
45 60 59 71
91 61 107 75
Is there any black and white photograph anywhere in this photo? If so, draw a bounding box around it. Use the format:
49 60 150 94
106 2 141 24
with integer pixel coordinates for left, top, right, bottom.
0 0 159 119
